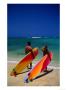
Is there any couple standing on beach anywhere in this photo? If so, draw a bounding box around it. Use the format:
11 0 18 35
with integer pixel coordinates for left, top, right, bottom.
25 42 51 72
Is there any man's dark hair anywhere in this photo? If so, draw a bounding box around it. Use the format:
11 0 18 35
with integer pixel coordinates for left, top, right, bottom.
27 42 31 46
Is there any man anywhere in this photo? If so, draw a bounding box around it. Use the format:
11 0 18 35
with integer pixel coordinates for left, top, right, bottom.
25 42 34 69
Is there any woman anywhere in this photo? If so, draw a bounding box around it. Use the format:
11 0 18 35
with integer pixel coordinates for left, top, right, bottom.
42 45 51 72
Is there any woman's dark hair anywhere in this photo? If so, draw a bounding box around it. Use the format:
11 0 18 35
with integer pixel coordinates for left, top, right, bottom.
27 42 31 46
45 45 48 49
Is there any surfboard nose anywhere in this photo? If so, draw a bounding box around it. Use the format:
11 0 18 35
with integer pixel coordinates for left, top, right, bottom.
24 75 29 83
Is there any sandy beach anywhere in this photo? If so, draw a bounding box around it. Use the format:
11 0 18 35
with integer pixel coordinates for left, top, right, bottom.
7 62 60 86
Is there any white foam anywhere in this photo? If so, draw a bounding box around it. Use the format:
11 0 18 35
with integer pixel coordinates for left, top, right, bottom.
32 37 41 38
8 61 60 70
8 61 18 64
48 66 59 69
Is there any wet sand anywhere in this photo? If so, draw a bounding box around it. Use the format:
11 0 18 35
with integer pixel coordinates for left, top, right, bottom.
7 62 60 86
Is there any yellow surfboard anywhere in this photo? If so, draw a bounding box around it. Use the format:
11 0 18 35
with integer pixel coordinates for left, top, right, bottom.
10 48 38 77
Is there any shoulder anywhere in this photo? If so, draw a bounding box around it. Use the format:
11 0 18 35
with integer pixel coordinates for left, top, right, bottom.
25 46 32 50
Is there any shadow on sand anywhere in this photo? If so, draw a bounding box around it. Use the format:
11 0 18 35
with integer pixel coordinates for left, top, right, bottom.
33 69 53 81
16 70 30 75
16 69 53 82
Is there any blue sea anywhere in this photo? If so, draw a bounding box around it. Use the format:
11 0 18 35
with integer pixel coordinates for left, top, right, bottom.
7 37 60 67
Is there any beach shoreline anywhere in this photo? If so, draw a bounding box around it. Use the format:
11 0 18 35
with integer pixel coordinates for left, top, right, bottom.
7 61 60 86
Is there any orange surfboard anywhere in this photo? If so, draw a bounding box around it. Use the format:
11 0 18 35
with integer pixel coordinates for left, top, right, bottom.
10 48 38 77
24 52 53 82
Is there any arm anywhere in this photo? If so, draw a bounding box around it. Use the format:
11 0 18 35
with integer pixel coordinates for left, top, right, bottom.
29 49 35 59
46 49 51 61
47 51 51 61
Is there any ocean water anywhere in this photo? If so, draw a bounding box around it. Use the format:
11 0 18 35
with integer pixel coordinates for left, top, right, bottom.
7 37 60 67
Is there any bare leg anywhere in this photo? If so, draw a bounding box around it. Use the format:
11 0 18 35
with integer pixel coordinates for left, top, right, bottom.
44 67 48 72
30 62 32 69
46 67 47 70
27 65 29 70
